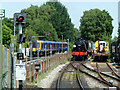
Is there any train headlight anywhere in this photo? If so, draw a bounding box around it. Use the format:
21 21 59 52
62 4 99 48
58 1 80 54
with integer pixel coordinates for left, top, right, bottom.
73 45 76 47
78 45 81 46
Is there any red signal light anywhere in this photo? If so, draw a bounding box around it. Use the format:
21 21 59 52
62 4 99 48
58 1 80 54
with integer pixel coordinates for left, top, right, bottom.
18 16 24 22
28 37 31 40
47 33 50 36
46 32 50 37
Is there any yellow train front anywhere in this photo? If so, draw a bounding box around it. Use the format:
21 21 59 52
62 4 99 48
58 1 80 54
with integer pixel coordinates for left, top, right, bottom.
28 40 68 57
94 40 109 61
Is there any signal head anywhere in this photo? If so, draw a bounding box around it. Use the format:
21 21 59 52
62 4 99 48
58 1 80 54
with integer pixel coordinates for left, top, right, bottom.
18 16 24 22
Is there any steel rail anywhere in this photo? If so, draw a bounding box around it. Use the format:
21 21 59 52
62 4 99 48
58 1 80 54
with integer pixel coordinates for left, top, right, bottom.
96 63 118 87
70 63 84 90
78 67 112 87
56 63 71 90
106 62 120 79
81 63 120 82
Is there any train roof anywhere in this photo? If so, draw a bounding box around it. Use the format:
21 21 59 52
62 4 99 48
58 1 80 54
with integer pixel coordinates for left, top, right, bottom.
111 41 116 46
37 40 67 44
99 41 106 43
117 39 120 43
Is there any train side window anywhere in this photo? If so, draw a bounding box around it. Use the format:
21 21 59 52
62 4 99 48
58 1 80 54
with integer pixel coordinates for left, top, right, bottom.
60 44 62 47
43 43 45 50
41 43 43 50
52 43 54 49
54 44 55 49
55 44 57 49
47 43 49 49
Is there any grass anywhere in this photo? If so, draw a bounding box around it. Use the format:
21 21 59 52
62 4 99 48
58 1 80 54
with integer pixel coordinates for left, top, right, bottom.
60 61 67 65
67 57 71 61
118 69 120 73
90 59 94 62
107 59 112 63
79 73 83 76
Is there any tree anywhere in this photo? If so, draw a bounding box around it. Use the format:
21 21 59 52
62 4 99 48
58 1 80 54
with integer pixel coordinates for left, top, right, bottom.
80 9 113 42
21 5 59 41
3 18 14 34
118 22 120 38
2 24 13 47
46 2 76 42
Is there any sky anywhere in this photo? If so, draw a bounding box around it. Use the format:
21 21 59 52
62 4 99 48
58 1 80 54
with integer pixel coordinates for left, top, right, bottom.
0 0 119 39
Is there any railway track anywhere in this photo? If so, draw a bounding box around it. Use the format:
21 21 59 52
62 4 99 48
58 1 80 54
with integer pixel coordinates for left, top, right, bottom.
79 63 112 88
81 63 120 82
97 63 120 88
56 62 84 89
106 62 120 79
81 62 120 88
96 63 118 87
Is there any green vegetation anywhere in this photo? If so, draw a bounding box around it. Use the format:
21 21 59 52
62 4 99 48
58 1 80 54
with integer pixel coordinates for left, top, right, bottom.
60 61 67 65
2 2 115 52
67 58 71 61
80 9 113 42
118 23 120 38
30 60 68 86
2 2 79 50
107 59 111 63
2 24 13 47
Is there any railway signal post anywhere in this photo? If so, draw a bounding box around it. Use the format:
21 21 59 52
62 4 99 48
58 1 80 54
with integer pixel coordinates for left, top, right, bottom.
0 9 5 90
14 13 26 90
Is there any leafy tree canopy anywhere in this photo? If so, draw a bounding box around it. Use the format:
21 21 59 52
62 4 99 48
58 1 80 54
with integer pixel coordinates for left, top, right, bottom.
118 22 120 39
3 2 79 50
2 24 13 47
80 9 113 42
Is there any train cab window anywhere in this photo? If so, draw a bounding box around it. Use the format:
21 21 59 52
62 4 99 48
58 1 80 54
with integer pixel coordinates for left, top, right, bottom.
37 43 40 48
103 43 105 46
112 46 115 53
32 41 37 48
106 43 108 46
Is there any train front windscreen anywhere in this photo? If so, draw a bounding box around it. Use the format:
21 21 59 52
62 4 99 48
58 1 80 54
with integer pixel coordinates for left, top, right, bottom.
32 40 37 48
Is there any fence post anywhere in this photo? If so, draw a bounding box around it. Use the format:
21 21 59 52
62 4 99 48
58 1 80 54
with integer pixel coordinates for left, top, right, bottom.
2 45 4 88
8 49 11 88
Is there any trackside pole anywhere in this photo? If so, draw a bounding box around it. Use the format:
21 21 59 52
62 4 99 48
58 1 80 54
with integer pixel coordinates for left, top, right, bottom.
18 24 23 90
0 17 3 90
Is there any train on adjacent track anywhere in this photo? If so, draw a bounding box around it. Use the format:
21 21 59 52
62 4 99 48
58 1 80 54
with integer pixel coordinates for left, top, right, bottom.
71 38 109 61
111 39 120 62
28 40 68 57
94 40 109 61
